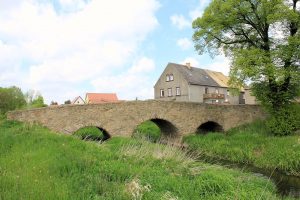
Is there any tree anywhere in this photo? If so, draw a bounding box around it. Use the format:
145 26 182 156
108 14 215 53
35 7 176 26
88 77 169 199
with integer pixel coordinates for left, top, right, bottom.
25 90 47 108
64 100 71 104
0 86 26 114
193 0 300 135
31 95 47 108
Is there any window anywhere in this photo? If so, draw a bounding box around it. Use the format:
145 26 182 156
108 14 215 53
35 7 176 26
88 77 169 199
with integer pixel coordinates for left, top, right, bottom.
205 87 209 94
166 74 170 82
170 74 174 81
215 88 219 94
176 87 181 96
160 89 164 97
227 90 230 96
168 88 172 97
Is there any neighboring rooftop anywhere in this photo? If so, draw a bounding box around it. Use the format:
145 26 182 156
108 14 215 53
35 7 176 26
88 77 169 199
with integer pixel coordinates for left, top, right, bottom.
85 93 118 104
168 62 230 88
71 96 85 104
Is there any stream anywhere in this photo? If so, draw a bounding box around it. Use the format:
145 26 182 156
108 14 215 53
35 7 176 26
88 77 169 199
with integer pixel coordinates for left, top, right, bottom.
196 156 300 198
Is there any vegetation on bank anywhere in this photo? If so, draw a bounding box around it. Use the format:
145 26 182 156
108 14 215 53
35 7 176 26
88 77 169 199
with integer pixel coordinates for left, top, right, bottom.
0 119 287 200
184 120 300 176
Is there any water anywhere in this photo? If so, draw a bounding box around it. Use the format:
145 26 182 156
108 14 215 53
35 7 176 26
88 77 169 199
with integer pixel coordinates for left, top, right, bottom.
196 156 300 198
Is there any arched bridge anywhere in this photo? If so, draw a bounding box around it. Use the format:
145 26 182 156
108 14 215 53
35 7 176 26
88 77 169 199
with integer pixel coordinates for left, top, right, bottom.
7 101 265 140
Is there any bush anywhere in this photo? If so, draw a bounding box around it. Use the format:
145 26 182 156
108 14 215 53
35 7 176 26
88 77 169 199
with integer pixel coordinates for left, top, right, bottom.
73 126 107 141
133 121 161 142
266 104 300 136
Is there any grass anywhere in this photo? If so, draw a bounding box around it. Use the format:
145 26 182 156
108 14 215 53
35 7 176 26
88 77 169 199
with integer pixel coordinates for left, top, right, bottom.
133 120 161 142
184 120 300 176
0 119 289 199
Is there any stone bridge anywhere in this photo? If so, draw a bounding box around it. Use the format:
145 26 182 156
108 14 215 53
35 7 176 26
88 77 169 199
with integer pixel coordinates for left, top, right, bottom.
7 100 265 140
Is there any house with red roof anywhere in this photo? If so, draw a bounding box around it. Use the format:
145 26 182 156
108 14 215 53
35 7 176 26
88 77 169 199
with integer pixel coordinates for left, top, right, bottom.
85 93 119 104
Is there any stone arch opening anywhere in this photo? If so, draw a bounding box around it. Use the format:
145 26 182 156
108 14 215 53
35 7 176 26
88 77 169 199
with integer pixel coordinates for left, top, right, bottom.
73 126 111 141
150 118 179 138
133 118 179 142
196 121 223 134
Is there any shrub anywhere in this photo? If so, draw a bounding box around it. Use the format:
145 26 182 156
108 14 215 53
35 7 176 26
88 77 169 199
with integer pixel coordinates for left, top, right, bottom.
73 126 107 141
133 121 161 142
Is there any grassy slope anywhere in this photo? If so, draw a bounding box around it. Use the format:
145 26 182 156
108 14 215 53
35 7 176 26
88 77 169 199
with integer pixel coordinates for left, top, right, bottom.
0 120 287 200
184 121 300 176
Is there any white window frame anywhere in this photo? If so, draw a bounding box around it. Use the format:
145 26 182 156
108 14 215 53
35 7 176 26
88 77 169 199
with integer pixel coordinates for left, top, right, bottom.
166 74 170 82
160 89 164 97
205 87 209 94
176 87 181 96
170 74 174 81
168 88 172 97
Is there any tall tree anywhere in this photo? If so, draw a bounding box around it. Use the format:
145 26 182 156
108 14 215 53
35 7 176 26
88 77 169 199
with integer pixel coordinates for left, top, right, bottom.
193 0 300 135
0 86 26 114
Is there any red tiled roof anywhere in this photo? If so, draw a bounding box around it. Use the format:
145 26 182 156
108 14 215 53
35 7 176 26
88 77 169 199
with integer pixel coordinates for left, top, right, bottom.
85 93 118 104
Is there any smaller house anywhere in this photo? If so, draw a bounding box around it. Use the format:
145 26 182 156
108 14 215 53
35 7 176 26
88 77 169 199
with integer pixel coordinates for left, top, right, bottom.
72 96 85 105
85 93 118 104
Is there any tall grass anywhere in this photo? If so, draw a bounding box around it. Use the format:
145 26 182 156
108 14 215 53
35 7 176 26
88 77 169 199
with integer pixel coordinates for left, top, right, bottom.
184 120 300 176
0 119 291 199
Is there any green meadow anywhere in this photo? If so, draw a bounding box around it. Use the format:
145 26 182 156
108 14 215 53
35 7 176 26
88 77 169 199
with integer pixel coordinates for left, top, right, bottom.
0 119 288 200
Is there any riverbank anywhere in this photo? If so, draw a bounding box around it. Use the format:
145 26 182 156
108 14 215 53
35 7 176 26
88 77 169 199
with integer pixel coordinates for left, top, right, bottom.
184 121 300 177
0 119 288 199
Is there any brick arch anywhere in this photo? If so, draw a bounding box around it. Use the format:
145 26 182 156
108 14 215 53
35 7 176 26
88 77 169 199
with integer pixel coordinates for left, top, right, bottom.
149 118 179 137
132 117 180 138
196 121 224 134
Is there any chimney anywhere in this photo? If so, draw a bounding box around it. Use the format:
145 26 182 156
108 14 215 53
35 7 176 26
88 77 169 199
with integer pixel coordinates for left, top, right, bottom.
186 62 191 69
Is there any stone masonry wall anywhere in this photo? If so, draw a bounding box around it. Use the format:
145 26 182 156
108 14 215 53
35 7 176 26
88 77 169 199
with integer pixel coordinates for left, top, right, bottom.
7 100 266 139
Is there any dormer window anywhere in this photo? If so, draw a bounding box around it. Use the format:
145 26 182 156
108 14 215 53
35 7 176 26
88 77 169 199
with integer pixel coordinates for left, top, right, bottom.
166 74 170 82
170 74 174 81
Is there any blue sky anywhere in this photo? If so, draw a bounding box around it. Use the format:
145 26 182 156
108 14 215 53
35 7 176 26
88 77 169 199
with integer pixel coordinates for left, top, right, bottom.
0 0 230 104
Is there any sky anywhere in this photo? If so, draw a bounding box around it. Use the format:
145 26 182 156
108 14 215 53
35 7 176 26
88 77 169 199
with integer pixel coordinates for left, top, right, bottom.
0 0 230 104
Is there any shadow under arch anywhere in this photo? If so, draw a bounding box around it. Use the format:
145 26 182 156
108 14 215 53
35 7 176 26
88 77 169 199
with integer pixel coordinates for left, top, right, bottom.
196 121 224 134
150 118 179 139
73 126 111 141
133 118 179 142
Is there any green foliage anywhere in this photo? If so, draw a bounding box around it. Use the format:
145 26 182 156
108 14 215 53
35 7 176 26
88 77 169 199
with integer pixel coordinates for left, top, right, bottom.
133 120 161 142
193 0 300 135
30 95 47 108
73 126 107 141
0 119 284 199
184 120 300 176
64 100 71 104
266 104 300 136
25 90 47 108
0 86 26 114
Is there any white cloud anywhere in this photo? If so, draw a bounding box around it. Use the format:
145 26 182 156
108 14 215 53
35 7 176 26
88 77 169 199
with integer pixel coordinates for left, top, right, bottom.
181 56 230 75
181 57 200 67
189 0 211 20
176 38 192 50
0 0 160 103
170 14 190 29
91 57 156 100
